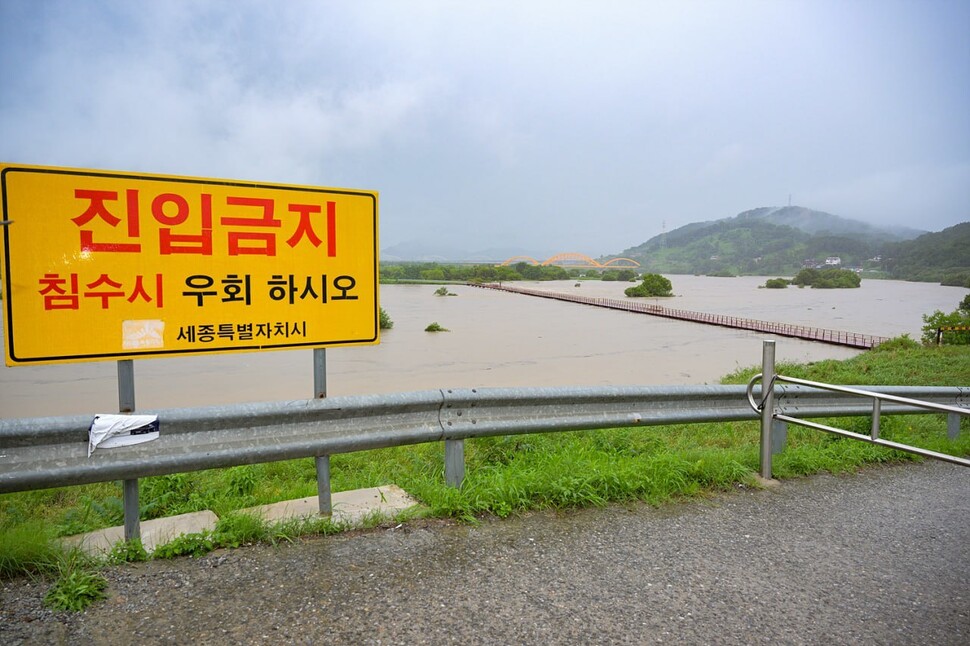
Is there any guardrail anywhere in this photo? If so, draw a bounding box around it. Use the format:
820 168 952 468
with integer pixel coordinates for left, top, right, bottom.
2 378 966 540
747 374 970 471
747 340 969 478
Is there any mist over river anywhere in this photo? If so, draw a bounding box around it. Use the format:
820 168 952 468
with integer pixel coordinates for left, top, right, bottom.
2 276 966 419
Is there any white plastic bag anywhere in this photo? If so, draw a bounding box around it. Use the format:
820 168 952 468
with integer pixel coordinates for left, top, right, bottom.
88 414 159 457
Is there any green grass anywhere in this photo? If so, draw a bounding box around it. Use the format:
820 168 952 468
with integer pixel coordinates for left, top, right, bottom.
43 550 108 612
0 520 63 579
0 343 967 610
720 341 970 387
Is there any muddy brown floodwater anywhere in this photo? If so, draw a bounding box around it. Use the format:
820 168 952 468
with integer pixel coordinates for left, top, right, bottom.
1 276 965 418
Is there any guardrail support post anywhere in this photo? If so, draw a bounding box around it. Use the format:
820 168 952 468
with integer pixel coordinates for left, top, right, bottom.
313 348 327 399
118 360 140 542
871 399 882 440
948 413 961 440
315 456 332 515
771 420 787 455
445 439 465 487
123 478 140 541
313 348 332 515
759 340 776 480
118 360 135 414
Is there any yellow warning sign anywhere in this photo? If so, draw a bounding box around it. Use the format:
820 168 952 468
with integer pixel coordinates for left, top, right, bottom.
0 164 379 365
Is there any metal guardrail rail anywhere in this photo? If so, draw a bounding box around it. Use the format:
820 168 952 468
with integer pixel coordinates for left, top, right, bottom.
2 383 965 496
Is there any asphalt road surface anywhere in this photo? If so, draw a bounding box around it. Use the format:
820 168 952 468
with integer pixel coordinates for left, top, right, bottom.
2 460 967 645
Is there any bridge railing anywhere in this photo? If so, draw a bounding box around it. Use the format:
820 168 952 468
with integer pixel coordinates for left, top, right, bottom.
474 283 891 349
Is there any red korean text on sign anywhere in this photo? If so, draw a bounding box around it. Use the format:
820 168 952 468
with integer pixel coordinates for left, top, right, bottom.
38 273 164 311
71 189 340 259
72 189 141 252
153 193 213 255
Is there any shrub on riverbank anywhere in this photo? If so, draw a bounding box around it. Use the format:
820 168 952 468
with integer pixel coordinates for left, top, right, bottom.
601 269 637 282
921 295 970 345
379 308 393 330
792 267 861 288
625 273 673 297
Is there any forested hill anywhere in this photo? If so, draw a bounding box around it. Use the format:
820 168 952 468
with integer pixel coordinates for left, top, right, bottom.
604 206 966 281
882 222 970 286
733 206 921 239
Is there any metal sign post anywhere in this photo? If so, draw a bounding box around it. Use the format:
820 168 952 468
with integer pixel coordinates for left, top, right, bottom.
759 340 776 480
314 348 332 515
117 359 140 542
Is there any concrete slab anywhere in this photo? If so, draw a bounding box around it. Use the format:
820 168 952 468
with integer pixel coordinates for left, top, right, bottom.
242 485 421 526
60 485 419 557
62 510 219 556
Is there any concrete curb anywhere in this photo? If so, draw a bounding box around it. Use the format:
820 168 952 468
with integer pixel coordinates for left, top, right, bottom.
241 484 421 526
62 485 420 556
62 510 219 555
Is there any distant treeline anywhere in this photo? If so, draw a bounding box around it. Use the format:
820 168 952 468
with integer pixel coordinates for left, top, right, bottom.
380 262 640 283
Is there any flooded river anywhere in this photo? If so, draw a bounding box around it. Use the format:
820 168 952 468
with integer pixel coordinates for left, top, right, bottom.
1 276 965 418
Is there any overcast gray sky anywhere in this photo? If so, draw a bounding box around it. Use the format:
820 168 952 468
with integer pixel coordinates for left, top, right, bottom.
1 0 967 258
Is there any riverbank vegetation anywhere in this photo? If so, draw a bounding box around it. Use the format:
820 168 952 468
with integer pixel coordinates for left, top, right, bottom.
2 342 967 609
381 262 571 283
377 307 394 330
381 262 641 284
921 294 970 345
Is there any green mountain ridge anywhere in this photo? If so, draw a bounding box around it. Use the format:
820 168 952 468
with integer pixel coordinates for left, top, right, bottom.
735 206 922 240
606 207 968 284
881 222 970 285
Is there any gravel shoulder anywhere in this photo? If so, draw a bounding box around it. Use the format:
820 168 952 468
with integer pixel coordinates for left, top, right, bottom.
2 461 968 645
